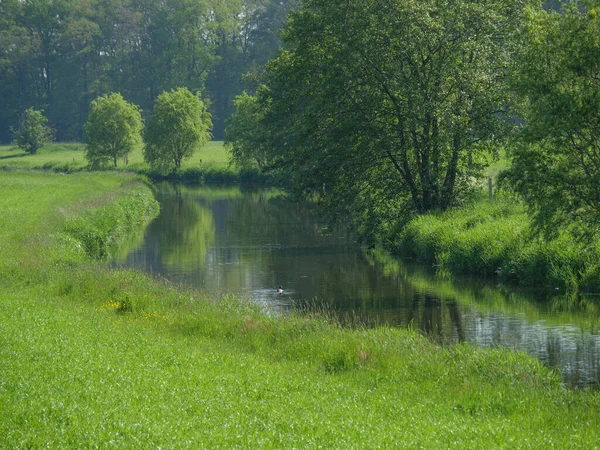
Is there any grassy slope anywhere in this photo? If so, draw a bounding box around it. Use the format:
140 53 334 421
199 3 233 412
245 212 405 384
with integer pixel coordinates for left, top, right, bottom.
1 170 600 448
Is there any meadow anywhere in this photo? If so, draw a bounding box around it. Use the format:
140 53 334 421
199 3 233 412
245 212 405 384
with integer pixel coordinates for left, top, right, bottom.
1 169 600 447
0 141 251 182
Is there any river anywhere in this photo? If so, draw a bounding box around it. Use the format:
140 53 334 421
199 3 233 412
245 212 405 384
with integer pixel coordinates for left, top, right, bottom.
115 182 600 389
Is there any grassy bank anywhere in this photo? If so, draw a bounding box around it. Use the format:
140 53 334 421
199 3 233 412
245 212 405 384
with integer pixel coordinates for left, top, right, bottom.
0 141 271 184
2 170 600 447
389 193 600 293
385 149 600 293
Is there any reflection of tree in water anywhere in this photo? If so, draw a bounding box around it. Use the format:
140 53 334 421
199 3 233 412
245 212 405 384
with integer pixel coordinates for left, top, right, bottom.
224 194 336 247
111 227 148 264
285 249 468 340
118 184 600 387
224 196 470 340
152 187 215 269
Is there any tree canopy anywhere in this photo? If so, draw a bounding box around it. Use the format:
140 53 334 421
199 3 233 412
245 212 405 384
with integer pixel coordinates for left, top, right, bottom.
232 0 534 240
84 93 144 168
225 89 271 170
144 88 212 172
0 0 298 142
504 0 600 239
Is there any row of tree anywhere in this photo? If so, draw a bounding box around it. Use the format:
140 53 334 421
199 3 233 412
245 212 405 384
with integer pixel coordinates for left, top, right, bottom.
85 88 211 171
0 0 298 142
8 88 212 170
12 87 212 172
225 0 600 242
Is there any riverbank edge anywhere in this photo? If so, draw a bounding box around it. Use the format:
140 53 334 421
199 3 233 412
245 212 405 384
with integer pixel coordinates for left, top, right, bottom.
383 194 600 294
3 140 598 293
4 142 599 293
2 170 600 447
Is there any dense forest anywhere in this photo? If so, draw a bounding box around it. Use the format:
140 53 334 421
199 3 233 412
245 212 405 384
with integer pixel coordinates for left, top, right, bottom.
0 0 298 142
0 0 568 144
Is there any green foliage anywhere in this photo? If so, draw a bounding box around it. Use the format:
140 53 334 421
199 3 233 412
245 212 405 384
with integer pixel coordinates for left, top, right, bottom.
84 93 144 169
144 88 213 173
393 195 600 290
0 0 298 142
225 90 270 170
11 108 54 154
505 1 600 240
245 0 536 242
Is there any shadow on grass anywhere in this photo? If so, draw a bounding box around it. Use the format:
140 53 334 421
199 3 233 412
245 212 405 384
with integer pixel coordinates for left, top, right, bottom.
0 152 28 160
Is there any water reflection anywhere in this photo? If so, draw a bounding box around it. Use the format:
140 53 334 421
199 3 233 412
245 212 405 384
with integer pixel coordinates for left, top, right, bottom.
116 183 600 389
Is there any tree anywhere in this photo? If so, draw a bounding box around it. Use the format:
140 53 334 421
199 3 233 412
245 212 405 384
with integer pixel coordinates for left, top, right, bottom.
225 89 270 170
0 0 38 142
11 107 54 154
245 0 534 239
144 87 212 171
84 93 143 168
206 0 300 139
504 1 600 239
0 0 297 143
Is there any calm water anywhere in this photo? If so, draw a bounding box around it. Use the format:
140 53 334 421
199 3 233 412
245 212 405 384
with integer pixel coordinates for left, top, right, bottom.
116 183 600 389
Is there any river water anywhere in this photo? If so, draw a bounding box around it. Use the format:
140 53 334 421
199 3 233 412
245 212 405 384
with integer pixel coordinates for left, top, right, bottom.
115 183 600 389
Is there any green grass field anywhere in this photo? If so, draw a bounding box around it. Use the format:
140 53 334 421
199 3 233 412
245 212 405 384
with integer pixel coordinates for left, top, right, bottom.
1 170 600 448
0 141 230 173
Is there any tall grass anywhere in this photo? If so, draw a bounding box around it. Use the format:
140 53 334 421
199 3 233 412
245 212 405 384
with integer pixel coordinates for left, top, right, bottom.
61 186 159 260
391 194 600 292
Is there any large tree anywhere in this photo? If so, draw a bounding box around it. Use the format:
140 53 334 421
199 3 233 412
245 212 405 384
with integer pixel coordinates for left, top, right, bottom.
84 93 143 168
504 1 600 239
246 0 534 239
144 87 212 172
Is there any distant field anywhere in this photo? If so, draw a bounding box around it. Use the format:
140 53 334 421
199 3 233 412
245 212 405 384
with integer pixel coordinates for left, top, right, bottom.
484 148 508 181
0 141 230 172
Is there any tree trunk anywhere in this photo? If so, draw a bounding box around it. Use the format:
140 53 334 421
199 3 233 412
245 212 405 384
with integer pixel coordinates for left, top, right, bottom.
441 133 461 210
